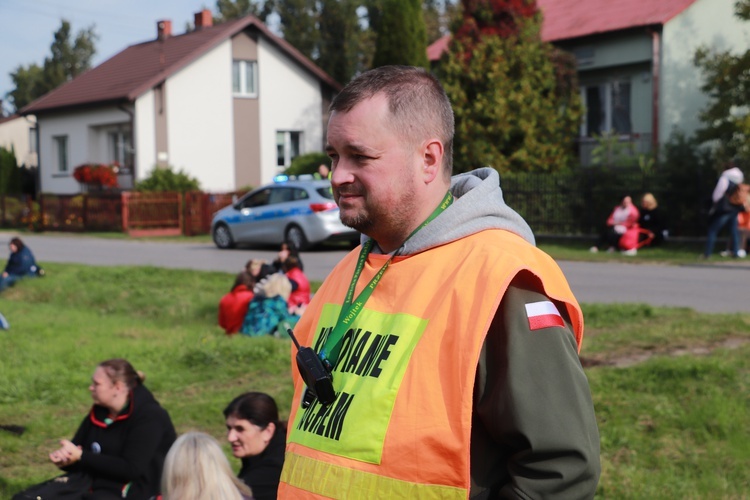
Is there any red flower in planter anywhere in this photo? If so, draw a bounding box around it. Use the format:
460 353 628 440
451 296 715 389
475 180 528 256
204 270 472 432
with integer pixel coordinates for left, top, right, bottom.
73 164 94 184
74 163 119 188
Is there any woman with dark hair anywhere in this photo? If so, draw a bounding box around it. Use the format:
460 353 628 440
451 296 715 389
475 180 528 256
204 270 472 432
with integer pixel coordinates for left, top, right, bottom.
47 358 177 500
1 237 40 291
224 392 286 500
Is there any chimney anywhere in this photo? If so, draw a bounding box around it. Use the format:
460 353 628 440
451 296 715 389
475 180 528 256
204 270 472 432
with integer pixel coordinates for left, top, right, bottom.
157 19 172 40
194 9 213 29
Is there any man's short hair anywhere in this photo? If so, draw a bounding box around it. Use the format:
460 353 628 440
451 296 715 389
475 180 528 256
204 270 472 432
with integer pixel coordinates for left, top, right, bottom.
330 65 454 177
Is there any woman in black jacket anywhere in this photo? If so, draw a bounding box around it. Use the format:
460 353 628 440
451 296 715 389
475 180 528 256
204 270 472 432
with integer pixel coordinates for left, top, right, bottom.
49 358 177 500
224 392 286 500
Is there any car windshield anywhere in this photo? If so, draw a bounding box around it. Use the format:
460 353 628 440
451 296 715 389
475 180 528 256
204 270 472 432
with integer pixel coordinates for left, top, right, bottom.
316 187 334 200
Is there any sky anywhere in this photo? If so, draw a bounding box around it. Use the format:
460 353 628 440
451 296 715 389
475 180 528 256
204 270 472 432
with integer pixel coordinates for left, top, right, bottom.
0 0 224 115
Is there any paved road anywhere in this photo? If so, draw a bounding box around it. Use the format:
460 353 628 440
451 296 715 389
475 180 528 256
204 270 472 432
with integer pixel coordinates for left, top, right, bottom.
5 233 749 314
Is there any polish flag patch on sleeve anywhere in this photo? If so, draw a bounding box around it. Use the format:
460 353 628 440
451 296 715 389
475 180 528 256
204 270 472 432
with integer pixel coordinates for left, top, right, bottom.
525 300 565 331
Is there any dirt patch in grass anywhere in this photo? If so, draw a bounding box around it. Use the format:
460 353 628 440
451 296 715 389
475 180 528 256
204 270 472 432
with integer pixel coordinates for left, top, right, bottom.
580 337 749 368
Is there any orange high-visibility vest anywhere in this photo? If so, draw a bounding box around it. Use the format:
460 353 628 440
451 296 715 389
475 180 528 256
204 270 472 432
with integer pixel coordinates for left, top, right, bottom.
279 229 583 499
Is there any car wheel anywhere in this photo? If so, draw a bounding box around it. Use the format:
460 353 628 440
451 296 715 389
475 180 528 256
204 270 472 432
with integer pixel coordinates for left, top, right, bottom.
213 223 235 249
285 224 309 251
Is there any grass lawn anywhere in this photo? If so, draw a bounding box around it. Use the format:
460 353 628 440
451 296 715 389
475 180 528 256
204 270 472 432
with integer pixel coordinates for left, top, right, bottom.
0 261 748 498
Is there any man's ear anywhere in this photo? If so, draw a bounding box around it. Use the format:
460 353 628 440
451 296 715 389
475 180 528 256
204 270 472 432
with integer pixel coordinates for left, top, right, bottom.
421 139 444 184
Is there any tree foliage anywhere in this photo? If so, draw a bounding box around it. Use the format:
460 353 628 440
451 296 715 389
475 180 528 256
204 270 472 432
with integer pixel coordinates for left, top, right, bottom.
693 0 750 164
317 0 365 84
438 0 581 173
372 0 429 69
136 166 201 193
210 1 458 84
424 0 462 43
277 0 320 60
215 0 275 22
7 20 97 111
0 146 23 195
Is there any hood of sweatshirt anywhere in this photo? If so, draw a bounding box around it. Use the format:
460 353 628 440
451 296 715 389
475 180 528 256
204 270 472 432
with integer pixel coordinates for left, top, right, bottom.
363 167 535 255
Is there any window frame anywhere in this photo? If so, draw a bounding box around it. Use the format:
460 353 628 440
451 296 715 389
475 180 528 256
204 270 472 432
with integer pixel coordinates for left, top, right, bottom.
53 135 69 173
276 130 302 170
232 60 258 98
579 79 632 137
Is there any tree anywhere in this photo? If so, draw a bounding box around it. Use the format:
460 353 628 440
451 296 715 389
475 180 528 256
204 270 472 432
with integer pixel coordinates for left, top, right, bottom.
372 0 429 68
276 0 320 60
694 0 750 164
438 0 581 173
0 146 23 195
424 0 461 43
7 20 97 111
318 0 363 84
214 0 275 22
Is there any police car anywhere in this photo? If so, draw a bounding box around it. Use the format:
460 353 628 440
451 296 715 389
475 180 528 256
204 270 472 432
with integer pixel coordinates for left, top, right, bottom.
211 177 359 250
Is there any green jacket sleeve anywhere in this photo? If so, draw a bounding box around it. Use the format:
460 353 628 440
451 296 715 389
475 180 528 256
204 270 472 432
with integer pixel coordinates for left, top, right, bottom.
470 273 601 499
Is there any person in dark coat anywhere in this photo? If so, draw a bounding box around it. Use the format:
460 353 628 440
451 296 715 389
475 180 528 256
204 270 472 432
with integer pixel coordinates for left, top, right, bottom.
49 358 177 500
1 237 40 291
224 392 286 500
638 193 668 247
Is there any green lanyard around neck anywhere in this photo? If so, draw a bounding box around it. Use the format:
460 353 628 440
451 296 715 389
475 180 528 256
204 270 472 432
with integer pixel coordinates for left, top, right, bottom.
319 190 453 368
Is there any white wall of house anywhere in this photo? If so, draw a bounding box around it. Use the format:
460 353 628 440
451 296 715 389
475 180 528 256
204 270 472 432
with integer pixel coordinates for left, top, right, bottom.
38 106 131 194
0 115 37 168
661 0 750 143
134 89 156 181
165 39 235 192
257 37 324 185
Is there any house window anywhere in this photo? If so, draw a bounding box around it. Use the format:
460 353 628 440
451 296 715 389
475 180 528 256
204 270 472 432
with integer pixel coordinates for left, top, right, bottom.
276 131 301 169
29 127 38 154
108 130 133 168
232 60 258 97
53 135 68 173
580 80 632 137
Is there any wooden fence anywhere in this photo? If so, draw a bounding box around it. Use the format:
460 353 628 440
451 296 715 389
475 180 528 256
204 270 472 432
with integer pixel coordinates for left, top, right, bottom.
0 191 243 236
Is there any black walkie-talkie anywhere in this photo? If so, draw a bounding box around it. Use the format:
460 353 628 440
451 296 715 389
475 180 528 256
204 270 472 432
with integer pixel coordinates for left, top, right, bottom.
287 329 336 407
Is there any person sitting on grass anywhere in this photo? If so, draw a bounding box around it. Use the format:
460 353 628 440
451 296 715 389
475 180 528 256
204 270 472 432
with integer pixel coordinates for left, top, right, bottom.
281 255 310 311
246 259 274 283
161 431 253 500
223 392 286 500
219 272 256 335
271 241 303 272
590 195 640 255
1 237 41 291
43 358 176 500
240 273 300 337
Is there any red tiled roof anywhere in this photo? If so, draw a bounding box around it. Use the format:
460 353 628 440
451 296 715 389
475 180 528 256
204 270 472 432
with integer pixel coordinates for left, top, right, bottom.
538 0 697 42
427 35 451 61
22 15 341 115
427 0 697 60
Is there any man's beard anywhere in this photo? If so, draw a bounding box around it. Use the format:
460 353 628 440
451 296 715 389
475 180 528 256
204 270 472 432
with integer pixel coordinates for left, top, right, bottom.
336 185 374 233
340 210 374 233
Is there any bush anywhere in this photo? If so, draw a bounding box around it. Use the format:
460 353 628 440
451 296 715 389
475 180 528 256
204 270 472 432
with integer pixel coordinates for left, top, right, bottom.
0 146 23 195
284 152 330 177
136 166 200 192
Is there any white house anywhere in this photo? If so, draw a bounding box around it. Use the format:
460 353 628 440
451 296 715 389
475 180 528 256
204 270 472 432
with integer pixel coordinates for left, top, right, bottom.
0 113 37 168
21 9 340 194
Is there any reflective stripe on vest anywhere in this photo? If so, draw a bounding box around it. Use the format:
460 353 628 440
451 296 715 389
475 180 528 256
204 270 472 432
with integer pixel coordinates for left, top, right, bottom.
282 452 465 499
279 229 583 499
